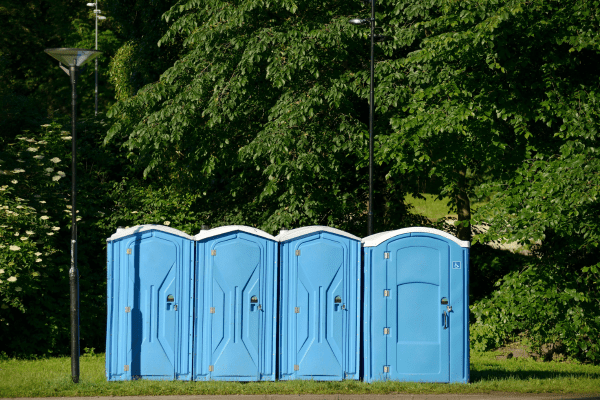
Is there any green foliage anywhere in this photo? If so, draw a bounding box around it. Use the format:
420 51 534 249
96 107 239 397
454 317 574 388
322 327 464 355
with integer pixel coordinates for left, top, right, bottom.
106 0 422 235
468 244 530 304
0 116 223 356
2 0 599 363
0 95 46 142
0 0 123 132
0 122 74 354
0 118 121 355
108 41 138 101
471 257 600 362
105 0 182 95
62 17 123 118
446 0 600 363
350 0 600 361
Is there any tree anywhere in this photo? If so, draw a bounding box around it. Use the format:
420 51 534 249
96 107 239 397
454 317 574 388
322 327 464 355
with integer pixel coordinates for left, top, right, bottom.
0 0 121 140
105 0 181 98
106 0 423 235
372 0 599 360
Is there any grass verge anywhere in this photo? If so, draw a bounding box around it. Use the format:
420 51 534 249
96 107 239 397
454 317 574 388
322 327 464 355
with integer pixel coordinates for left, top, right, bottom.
1 351 599 397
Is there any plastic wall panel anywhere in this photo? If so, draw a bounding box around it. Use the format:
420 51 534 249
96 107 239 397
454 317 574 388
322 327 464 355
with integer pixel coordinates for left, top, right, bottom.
106 230 193 381
193 231 277 381
362 231 469 383
278 231 361 381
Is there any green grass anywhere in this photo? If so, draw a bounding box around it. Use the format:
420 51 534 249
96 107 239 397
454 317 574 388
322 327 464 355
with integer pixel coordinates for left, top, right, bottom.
406 194 488 222
405 193 456 221
1 351 599 397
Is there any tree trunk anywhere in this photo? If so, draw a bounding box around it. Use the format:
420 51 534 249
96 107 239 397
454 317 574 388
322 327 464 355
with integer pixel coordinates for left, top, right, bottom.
456 170 471 242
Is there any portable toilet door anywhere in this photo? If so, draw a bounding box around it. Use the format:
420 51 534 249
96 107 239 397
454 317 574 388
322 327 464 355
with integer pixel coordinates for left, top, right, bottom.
105 225 194 381
278 226 361 381
193 226 277 381
362 228 470 383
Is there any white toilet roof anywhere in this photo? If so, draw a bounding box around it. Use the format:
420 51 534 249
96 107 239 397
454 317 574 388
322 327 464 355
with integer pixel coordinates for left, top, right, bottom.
194 225 276 241
276 225 360 242
362 227 470 248
107 224 194 241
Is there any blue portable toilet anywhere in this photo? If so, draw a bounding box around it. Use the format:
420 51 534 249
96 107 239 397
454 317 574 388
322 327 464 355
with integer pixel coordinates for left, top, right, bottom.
193 225 277 381
277 226 361 381
106 225 194 381
362 227 470 383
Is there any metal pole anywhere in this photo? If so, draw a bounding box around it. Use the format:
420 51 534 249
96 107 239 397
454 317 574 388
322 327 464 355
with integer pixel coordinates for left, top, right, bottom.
368 0 375 236
94 2 98 116
69 65 80 384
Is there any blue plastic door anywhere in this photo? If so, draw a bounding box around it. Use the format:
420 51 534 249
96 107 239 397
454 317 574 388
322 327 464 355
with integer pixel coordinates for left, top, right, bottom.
294 238 345 379
386 237 450 382
128 237 178 379
207 238 261 379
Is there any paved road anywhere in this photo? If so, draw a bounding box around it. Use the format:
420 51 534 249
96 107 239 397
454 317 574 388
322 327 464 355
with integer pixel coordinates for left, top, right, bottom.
6 394 600 400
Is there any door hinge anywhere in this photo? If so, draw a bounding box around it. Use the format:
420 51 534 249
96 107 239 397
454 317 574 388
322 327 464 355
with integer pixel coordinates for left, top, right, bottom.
384 327 390 335
384 252 390 259
209 365 214 372
383 289 390 297
295 249 301 256
209 307 215 314
124 365 129 371
294 364 299 371
383 365 389 373
211 249 216 256
294 307 300 313
125 306 131 313
126 248 132 255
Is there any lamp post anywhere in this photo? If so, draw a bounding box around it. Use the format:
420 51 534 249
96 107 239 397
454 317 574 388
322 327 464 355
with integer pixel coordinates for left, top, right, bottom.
349 3 390 236
87 2 106 116
44 48 101 384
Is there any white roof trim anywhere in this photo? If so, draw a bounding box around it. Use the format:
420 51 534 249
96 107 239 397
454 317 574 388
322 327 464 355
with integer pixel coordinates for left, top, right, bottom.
362 227 470 248
194 225 276 241
107 224 194 242
276 226 360 242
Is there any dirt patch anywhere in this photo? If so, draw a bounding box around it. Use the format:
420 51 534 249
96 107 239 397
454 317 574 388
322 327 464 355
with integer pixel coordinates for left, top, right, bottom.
494 341 569 362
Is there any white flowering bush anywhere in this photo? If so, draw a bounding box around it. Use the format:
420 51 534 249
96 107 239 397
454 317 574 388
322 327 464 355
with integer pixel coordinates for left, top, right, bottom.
0 121 69 354
0 184 59 312
0 118 210 356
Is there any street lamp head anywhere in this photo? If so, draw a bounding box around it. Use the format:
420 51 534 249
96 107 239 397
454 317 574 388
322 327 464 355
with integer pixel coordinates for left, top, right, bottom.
98 15 106 20
348 18 369 25
45 48 101 67
86 2 96 6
